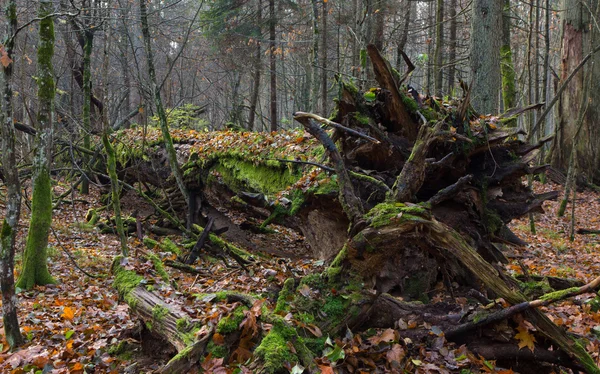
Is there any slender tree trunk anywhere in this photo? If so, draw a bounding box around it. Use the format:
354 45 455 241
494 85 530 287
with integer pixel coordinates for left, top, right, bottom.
309 0 319 112
447 0 457 93
426 1 434 95
248 0 262 131
470 0 502 114
269 0 277 131
139 0 191 224
17 0 57 290
434 0 444 96
321 0 328 115
80 28 93 194
101 3 127 255
0 0 24 347
501 0 516 117
396 0 412 71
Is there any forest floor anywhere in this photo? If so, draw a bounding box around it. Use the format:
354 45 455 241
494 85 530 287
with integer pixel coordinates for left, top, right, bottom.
0 179 599 373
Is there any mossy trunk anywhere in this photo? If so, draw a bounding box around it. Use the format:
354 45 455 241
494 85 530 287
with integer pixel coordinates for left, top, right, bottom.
16 0 56 290
17 169 56 289
103 133 128 255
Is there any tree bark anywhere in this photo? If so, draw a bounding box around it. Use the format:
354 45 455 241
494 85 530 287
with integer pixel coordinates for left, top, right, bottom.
0 0 24 347
247 0 262 131
269 0 277 131
434 0 444 96
552 0 600 184
501 0 516 117
470 0 502 114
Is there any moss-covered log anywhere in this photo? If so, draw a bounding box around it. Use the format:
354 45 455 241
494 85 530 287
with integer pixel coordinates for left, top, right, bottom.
111 256 211 373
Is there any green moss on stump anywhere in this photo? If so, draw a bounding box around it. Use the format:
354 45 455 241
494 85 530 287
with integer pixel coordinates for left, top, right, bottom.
365 202 430 228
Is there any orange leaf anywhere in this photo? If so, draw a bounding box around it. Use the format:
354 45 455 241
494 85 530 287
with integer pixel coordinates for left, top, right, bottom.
515 325 536 352
61 307 75 321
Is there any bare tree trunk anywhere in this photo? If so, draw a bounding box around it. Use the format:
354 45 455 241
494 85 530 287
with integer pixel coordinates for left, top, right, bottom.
309 0 319 112
447 0 457 93
269 0 277 131
321 0 328 115
0 0 24 347
470 0 502 113
434 0 444 96
248 0 262 131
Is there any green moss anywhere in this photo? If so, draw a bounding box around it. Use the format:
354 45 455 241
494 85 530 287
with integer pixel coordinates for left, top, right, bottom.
299 273 325 289
365 202 430 228
254 324 299 373
143 237 158 249
207 340 229 358
304 336 327 355
216 306 247 334
519 279 553 299
152 304 169 322
539 287 579 302
147 253 169 282
322 296 346 323
275 278 295 314
168 343 195 364
85 209 100 225
159 237 181 255
354 112 371 125
16 167 57 289
324 245 348 281
297 312 315 325
176 318 190 331
213 156 300 195
111 256 144 298
343 80 359 97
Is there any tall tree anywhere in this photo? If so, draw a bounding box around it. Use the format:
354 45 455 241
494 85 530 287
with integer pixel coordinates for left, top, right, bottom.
500 0 516 118
447 0 457 93
0 0 24 347
321 0 328 114
434 0 444 96
551 0 600 183
469 0 502 114
17 0 58 290
248 0 262 131
139 0 191 224
269 0 277 131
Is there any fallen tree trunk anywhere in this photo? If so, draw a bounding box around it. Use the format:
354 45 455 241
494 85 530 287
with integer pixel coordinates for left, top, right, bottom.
104 43 599 373
112 256 213 373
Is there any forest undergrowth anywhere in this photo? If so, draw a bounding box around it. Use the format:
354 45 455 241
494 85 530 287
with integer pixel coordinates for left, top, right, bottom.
0 179 599 373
